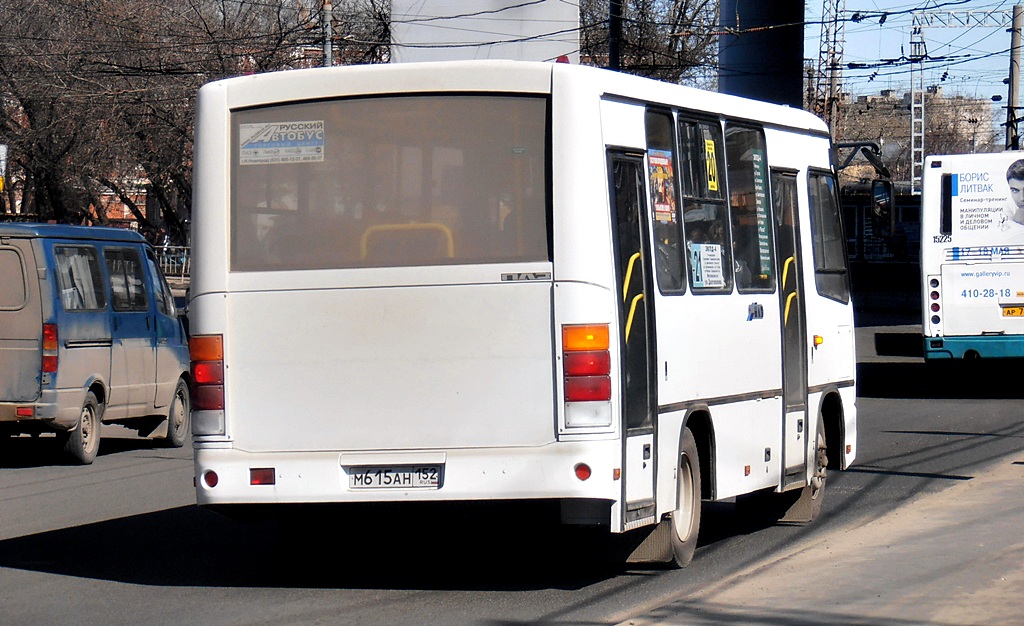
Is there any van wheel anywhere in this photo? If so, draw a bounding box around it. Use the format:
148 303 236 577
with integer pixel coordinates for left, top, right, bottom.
162 379 190 448
64 391 101 464
669 427 701 567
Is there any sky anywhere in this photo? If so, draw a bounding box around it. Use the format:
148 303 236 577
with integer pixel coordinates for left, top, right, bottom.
805 0 1020 104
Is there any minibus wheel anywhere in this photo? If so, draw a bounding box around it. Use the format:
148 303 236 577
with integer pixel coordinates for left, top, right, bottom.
63 391 101 465
773 414 828 525
162 379 191 448
669 427 701 567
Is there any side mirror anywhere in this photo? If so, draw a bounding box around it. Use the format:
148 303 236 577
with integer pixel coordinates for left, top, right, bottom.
871 179 894 237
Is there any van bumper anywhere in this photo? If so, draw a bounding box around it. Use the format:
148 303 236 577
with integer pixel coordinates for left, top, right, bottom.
0 396 58 426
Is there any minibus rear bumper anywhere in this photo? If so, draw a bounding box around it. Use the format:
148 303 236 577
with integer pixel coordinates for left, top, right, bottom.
194 440 622 508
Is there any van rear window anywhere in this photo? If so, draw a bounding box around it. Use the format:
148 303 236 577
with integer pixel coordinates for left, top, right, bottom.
0 248 27 309
54 246 107 311
229 94 550 271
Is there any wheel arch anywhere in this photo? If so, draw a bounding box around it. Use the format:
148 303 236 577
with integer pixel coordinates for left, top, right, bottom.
816 388 845 471
85 375 107 409
681 407 715 500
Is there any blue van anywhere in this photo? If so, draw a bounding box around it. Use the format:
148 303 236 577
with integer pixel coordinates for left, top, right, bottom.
0 224 190 464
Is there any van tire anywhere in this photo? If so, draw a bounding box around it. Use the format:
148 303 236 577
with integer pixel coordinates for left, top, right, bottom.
162 379 190 448
64 391 101 464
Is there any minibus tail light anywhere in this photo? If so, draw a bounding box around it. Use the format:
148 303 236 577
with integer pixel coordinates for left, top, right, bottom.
564 376 612 402
190 335 223 361
191 334 226 433
564 350 611 376
193 361 224 385
562 324 612 428
192 386 225 411
562 325 609 351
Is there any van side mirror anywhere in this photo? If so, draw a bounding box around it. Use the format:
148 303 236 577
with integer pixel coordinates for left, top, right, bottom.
871 179 894 237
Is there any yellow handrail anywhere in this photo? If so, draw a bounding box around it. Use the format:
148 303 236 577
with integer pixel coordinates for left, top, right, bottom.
782 256 794 289
623 252 641 302
360 223 455 259
625 293 644 341
784 291 798 325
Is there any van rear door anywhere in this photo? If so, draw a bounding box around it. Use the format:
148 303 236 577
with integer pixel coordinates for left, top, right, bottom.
0 238 42 402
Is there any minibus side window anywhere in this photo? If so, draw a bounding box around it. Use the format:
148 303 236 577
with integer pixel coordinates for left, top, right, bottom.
724 124 775 293
678 118 733 292
808 171 851 303
645 109 685 293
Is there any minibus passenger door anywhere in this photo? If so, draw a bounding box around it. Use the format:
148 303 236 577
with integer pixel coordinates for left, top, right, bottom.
608 151 657 527
772 171 809 482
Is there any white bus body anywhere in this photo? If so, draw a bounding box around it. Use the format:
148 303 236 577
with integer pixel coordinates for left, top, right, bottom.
921 153 1024 360
189 61 856 565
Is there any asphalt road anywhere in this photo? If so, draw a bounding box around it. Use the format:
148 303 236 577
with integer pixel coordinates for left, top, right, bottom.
1 325 1022 625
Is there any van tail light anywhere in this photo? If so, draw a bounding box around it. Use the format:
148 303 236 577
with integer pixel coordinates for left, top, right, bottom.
42 324 58 373
190 334 226 433
562 324 612 428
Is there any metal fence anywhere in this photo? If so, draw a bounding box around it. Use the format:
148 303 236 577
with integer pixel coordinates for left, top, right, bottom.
156 245 191 280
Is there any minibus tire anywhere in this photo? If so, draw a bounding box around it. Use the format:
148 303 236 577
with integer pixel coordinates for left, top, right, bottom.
64 392 101 465
778 414 828 524
669 427 701 567
744 414 827 525
162 379 191 448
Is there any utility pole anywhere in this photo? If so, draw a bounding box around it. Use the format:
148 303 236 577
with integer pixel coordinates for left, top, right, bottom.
815 0 846 135
323 0 334 68
910 6 1020 191
609 0 622 71
910 26 926 194
1008 4 1022 149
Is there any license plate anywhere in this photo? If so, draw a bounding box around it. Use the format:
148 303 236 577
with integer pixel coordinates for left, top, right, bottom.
1002 306 1024 317
348 465 441 489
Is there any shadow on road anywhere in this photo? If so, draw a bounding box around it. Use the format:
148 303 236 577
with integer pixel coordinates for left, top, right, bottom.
873 331 924 358
0 433 166 469
0 503 627 591
858 359 1024 400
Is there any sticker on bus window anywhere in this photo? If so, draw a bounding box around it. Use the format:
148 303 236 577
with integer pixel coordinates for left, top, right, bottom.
648 149 677 224
751 148 773 276
704 140 719 192
239 121 325 165
690 242 725 288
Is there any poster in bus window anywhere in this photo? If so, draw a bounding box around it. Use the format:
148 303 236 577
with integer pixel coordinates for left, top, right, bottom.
751 148 773 277
648 149 677 224
239 121 325 165
703 139 720 193
690 242 725 288
951 158 1024 244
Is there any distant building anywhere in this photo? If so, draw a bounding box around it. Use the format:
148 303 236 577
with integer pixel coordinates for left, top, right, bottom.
837 87 999 184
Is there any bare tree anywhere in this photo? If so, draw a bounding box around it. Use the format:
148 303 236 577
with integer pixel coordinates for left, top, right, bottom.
333 0 392 64
580 0 718 86
0 0 719 237
0 0 321 240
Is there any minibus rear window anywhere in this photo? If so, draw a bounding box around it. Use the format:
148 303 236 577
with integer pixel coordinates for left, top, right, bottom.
230 94 550 271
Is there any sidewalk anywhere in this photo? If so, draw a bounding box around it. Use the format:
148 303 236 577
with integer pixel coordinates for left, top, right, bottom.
618 455 1024 626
